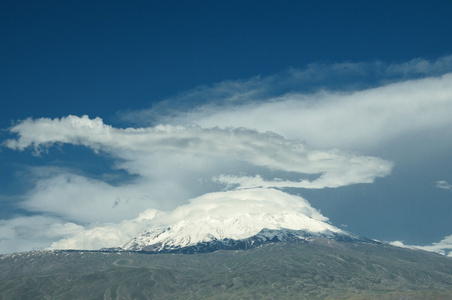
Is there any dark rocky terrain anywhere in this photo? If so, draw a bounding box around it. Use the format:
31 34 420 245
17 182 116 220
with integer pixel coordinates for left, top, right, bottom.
1 239 452 299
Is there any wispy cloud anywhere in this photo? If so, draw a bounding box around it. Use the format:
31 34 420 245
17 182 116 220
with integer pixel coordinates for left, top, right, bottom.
391 235 452 257
121 56 452 152
121 55 452 128
436 180 452 190
144 73 452 152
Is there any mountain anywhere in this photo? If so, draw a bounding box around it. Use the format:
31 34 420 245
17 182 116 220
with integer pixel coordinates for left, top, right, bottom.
3 212 452 299
117 212 376 253
1 240 452 299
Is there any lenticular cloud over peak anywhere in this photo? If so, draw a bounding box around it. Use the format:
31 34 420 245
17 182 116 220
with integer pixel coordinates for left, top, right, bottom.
165 188 329 224
49 188 331 250
6 115 393 190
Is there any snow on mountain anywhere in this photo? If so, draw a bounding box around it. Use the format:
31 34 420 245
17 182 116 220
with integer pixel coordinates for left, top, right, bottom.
120 211 361 253
99 188 378 253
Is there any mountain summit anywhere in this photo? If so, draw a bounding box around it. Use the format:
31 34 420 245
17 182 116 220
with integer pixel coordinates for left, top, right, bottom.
118 211 375 253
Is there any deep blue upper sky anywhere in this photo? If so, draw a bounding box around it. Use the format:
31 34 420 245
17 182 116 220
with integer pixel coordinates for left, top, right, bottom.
2 0 452 126
1 0 452 254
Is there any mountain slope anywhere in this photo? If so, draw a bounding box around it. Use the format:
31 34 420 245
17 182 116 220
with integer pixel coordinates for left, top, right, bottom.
1 240 452 299
119 212 373 253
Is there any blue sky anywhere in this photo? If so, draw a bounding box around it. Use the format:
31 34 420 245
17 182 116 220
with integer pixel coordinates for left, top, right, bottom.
1 0 452 254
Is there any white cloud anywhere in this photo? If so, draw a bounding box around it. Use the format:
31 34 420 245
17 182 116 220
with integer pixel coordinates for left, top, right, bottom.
149 73 452 152
21 171 160 223
6 115 393 195
121 55 452 128
2 115 393 252
390 236 452 257
50 188 328 250
4 187 331 251
4 56 452 253
50 209 159 250
120 57 452 154
0 209 161 253
436 180 452 190
0 216 83 254
385 55 452 75
165 188 328 223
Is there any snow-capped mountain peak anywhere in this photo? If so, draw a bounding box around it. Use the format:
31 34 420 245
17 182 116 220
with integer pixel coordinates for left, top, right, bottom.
120 211 361 253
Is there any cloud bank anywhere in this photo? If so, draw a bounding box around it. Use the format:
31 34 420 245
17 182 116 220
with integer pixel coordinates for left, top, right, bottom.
2 115 392 251
50 188 328 250
0 216 83 254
